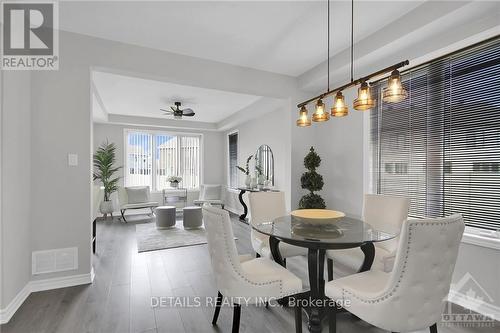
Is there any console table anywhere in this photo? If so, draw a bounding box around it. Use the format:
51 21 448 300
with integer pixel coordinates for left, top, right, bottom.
162 187 188 211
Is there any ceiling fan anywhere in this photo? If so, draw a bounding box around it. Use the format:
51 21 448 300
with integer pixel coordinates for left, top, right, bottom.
160 101 195 119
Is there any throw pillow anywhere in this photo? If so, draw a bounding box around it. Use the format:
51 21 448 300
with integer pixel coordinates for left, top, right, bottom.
202 185 221 200
126 186 150 204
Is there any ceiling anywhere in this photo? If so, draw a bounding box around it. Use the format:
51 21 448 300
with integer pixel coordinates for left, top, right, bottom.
92 71 262 123
60 1 425 76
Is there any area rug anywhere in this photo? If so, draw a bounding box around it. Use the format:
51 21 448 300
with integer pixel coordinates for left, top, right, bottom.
135 221 236 253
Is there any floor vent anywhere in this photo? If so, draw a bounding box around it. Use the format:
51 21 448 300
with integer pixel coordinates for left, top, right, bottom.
32 247 78 275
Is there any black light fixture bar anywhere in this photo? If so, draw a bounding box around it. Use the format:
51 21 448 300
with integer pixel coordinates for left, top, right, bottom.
297 60 409 108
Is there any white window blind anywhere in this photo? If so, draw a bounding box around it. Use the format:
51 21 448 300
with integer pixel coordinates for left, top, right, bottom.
370 37 500 230
155 134 177 191
126 132 153 189
125 131 201 190
228 132 238 188
180 136 200 189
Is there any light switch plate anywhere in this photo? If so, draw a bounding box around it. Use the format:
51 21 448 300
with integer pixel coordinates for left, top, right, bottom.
68 153 78 166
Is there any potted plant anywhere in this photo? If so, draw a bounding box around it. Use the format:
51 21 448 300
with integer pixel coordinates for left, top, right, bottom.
93 140 121 217
236 155 253 188
168 176 182 188
299 147 326 209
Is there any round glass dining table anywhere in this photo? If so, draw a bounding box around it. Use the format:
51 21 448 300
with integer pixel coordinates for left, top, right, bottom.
252 214 396 333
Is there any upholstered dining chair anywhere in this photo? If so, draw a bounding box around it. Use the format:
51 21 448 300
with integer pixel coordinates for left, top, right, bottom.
326 194 409 279
249 191 307 266
324 214 465 333
202 206 303 333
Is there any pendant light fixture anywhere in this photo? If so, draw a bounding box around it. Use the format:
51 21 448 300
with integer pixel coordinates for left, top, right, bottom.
353 81 376 110
382 69 407 103
295 0 409 127
331 91 348 117
296 106 311 127
311 0 331 123
351 0 374 111
312 98 329 122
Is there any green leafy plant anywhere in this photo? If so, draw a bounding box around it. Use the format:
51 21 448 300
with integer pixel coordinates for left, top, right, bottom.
299 147 326 209
93 140 121 201
236 155 253 175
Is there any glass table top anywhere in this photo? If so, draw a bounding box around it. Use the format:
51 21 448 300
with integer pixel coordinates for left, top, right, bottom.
253 215 396 249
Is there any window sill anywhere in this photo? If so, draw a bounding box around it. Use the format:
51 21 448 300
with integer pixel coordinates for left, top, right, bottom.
462 228 500 251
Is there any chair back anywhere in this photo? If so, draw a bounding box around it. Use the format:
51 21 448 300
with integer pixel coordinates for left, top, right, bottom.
382 214 465 331
199 184 222 201
248 191 286 227
363 194 409 252
202 206 245 297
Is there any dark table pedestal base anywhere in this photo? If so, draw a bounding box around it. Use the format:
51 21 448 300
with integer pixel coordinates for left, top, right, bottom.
238 189 248 222
269 236 375 333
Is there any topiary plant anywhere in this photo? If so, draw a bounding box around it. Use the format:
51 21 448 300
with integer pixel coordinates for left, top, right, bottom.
299 147 326 209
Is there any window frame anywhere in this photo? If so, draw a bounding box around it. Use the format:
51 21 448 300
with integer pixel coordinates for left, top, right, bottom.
123 128 203 192
227 130 239 190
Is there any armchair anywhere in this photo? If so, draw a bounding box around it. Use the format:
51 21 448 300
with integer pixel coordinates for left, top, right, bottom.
118 186 159 222
193 184 224 209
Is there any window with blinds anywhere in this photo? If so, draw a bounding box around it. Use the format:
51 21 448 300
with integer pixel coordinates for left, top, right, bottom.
370 37 500 230
228 132 238 189
126 131 201 190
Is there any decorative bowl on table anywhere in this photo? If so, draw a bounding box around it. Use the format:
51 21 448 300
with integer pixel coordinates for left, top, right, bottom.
291 209 345 220
290 209 345 239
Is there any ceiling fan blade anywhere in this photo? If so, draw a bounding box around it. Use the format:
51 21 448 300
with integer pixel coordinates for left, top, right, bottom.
182 112 195 117
170 106 177 112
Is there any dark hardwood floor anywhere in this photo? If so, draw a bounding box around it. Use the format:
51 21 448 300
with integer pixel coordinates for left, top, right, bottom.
1 213 497 333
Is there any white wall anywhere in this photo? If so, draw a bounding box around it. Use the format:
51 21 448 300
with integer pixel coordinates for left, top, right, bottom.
312 87 365 218
93 122 224 208
1 71 32 308
223 102 292 214
24 29 297 286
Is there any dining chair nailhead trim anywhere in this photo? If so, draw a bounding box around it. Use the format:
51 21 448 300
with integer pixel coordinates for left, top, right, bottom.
341 218 461 304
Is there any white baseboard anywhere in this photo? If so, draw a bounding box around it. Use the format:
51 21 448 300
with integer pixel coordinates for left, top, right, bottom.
0 283 31 325
449 290 500 321
30 271 93 293
0 271 93 324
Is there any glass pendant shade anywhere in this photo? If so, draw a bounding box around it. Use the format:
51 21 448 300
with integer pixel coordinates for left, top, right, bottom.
296 106 311 127
331 91 348 117
382 69 407 103
312 99 330 122
353 81 376 111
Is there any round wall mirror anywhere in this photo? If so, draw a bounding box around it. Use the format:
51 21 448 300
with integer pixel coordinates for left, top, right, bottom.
254 144 274 186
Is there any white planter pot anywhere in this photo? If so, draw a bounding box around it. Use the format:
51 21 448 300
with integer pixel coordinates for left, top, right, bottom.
99 200 114 214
